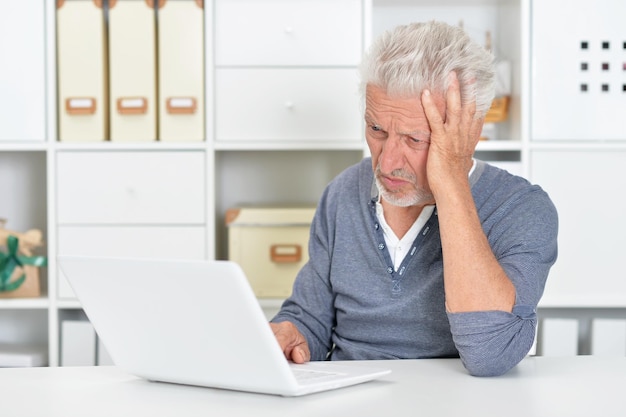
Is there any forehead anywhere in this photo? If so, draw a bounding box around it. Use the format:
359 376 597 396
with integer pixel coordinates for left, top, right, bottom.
364 84 445 126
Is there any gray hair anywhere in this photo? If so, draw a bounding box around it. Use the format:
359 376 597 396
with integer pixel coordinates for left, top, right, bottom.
360 21 495 117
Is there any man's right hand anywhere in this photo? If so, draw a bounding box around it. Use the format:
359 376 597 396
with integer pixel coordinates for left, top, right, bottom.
270 321 311 364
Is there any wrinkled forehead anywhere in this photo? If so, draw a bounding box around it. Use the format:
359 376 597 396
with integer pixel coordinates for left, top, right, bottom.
364 84 446 120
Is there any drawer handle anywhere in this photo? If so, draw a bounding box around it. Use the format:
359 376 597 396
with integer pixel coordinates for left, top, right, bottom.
117 97 148 115
166 97 197 114
284 101 294 109
270 244 302 264
284 26 294 34
65 97 96 115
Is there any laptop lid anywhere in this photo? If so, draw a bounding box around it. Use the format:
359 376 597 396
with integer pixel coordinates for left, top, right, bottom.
58 256 390 396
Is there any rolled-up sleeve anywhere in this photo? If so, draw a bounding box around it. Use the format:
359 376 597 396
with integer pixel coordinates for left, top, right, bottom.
448 305 537 376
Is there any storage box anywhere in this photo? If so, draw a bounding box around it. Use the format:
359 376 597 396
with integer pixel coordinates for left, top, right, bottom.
0 265 41 299
0 232 45 299
226 207 315 298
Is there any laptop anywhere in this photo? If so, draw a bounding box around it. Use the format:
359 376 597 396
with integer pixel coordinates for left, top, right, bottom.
58 256 391 396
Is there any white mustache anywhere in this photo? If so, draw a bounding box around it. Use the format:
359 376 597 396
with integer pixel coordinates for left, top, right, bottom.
375 166 416 183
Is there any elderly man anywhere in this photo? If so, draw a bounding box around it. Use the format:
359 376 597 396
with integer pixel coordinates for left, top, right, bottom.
270 21 558 377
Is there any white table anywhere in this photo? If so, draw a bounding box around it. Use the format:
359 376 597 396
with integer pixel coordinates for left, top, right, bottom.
1 356 625 417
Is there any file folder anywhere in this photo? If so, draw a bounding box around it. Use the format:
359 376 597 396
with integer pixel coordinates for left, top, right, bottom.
56 0 107 141
158 0 205 141
108 0 157 141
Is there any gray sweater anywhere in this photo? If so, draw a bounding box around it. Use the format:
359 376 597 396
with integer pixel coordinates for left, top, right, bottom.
272 158 558 376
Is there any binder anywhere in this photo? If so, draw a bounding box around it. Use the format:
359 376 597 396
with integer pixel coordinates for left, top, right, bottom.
108 0 157 141
157 0 205 141
56 0 107 141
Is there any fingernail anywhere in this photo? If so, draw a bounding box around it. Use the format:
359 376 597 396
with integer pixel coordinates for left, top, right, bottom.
423 89 431 97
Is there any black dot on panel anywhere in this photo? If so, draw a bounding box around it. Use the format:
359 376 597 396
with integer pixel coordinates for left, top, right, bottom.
602 41 610 49
581 62 588 71
623 84 626 92
602 62 610 71
581 41 588 49
623 41 626 49
581 83 588 92
602 84 609 92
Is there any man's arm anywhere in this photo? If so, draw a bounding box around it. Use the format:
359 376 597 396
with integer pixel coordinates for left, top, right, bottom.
421 72 516 314
421 73 558 377
270 186 339 362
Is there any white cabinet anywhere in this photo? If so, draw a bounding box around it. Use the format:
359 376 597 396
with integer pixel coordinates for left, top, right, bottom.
214 0 364 149
528 0 626 311
3 0 625 366
0 0 365 366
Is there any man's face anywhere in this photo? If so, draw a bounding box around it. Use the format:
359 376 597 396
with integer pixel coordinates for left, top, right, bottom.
364 84 446 207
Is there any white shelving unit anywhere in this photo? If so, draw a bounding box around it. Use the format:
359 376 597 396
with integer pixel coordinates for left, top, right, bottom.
0 0 367 367
2 0 624 367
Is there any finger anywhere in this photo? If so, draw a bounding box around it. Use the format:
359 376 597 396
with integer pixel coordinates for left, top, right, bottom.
468 116 484 145
270 322 310 362
459 85 478 132
292 346 311 364
421 89 444 135
445 71 462 126
270 322 293 351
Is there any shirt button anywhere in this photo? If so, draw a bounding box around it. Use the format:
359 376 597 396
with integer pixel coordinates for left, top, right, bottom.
378 243 385 250
387 267 393 274
375 223 380 230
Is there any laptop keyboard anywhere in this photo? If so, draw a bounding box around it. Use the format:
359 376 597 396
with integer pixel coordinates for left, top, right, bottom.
292 369 345 384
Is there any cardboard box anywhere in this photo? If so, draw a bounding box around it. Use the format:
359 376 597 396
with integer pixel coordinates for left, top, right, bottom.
226 207 315 298
0 265 41 299
1 230 46 299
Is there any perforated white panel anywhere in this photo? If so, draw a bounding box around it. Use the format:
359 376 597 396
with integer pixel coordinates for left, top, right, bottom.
531 0 626 140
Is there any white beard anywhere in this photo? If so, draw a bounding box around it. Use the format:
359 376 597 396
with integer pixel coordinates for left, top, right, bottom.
374 166 434 207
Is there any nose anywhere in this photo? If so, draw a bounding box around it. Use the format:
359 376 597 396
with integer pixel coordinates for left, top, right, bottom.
378 134 405 174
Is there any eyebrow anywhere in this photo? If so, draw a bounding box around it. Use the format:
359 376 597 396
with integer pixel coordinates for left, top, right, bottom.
365 116 430 138
403 130 431 139
364 115 377 126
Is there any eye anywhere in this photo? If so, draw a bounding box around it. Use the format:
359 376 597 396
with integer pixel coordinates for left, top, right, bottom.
407 136 430 150
368 124 387 139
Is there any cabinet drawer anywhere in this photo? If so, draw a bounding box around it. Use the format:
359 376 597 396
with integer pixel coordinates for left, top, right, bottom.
215 0 362 66
56 151 205 224
215 69 362 144
57 226 207 299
